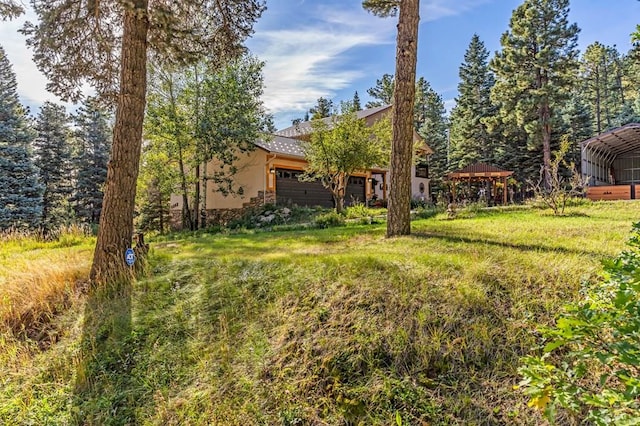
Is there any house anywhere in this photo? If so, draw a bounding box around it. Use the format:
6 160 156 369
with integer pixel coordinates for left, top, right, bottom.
169 105 433 227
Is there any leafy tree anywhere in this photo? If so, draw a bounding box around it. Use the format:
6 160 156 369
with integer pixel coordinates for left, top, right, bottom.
0 44 43 230
309 96 334 119
449 34 498 170
144 55 271 230
197 56 272 199
490 0 579 189
303 108 391 214
72 97 112 224
366 73 395 108
145 61 197 230
22 0 266 283
364 0 419 237
32 101 73 233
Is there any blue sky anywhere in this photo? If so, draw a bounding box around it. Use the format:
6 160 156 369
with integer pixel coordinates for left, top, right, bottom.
1 1 639 129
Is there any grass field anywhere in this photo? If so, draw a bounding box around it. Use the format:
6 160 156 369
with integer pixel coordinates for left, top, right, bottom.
1 201 638 424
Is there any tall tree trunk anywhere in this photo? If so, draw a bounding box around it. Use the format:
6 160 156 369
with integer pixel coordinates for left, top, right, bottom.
387 0 419 237
90 0 149 284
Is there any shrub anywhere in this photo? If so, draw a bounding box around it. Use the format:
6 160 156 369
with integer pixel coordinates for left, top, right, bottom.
518 222 640 424
314 211 346 228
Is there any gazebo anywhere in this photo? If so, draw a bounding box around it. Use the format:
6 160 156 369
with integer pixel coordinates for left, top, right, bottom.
446 162 514 205
581 123 640 200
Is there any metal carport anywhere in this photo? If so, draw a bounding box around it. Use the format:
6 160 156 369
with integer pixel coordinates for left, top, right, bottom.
581 123 640 200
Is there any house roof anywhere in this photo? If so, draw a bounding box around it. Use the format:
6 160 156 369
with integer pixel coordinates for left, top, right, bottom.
580 123 640 159
447 162 513 179
254 135 304 158
274 104 392 138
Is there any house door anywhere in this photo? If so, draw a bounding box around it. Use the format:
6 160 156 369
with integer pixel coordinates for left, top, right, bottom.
345 176 366 206
275 168 333 208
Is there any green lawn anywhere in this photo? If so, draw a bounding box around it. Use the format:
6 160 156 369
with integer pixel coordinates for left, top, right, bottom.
1 201 638 425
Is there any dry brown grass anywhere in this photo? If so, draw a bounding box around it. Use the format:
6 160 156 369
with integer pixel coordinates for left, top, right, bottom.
0 229 93 347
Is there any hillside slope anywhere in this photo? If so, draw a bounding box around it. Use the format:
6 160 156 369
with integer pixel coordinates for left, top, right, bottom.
1 202 638 425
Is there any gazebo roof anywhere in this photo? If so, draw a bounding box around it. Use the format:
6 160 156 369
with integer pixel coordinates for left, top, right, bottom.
447 162 513 179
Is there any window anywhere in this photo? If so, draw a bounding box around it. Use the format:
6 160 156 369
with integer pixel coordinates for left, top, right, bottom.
415 164 429 178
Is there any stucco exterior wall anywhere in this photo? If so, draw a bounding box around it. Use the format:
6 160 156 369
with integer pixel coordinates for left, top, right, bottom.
204 149 268 210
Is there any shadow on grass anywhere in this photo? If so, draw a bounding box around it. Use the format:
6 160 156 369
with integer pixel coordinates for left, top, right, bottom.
71 274 143 425
412 230 608 257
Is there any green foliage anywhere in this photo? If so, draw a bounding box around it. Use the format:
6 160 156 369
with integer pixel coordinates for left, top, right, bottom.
519 222 640 424
414 77 449 191
490 0 580 185
71 97 111 224
449 34 498 170
303 108 391 213
309 96 334 119
0 44 43 230
0 0 23 20
3 202 640 424
362 0 400 18
314 211 346 228
365 73 395 108
33 101 73 233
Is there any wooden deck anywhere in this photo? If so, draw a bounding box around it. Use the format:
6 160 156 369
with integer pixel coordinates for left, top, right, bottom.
586 185 633 201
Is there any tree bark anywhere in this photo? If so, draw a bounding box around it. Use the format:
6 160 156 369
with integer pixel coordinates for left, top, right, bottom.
90 0 149 284
387 0 419 237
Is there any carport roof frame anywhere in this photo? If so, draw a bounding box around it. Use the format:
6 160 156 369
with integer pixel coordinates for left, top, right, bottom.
581 123 640 158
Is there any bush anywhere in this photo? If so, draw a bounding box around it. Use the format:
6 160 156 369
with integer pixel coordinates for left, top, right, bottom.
518 222 640 424
314 211 346 228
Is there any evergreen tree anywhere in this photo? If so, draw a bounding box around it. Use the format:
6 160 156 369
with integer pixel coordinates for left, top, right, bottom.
580 43 630 133
365 73 395 108
33 101 73 232
0 45 43 230
490 0 579 188
73 97 112 224
449 34 498 170
415 81 448 191
0 0 23 20
352 91 362 111
557 93 593 166
309 97 334 119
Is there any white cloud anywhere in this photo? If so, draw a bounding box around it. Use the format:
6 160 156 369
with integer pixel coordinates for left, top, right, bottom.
250 6 395 119
422 0 493 22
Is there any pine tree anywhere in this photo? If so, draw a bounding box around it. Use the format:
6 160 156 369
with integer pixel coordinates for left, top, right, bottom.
309 97 334 119
363 0 419 237
580 43 630 133
352 91 362 111
33 101 73 233
0 44 43 230
366 73 395 108
415 81 448 191
73 97 112 224
449 34 498 170
490 0 579 188
0 0 23 20
557 93 593 166
23 0 266 282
